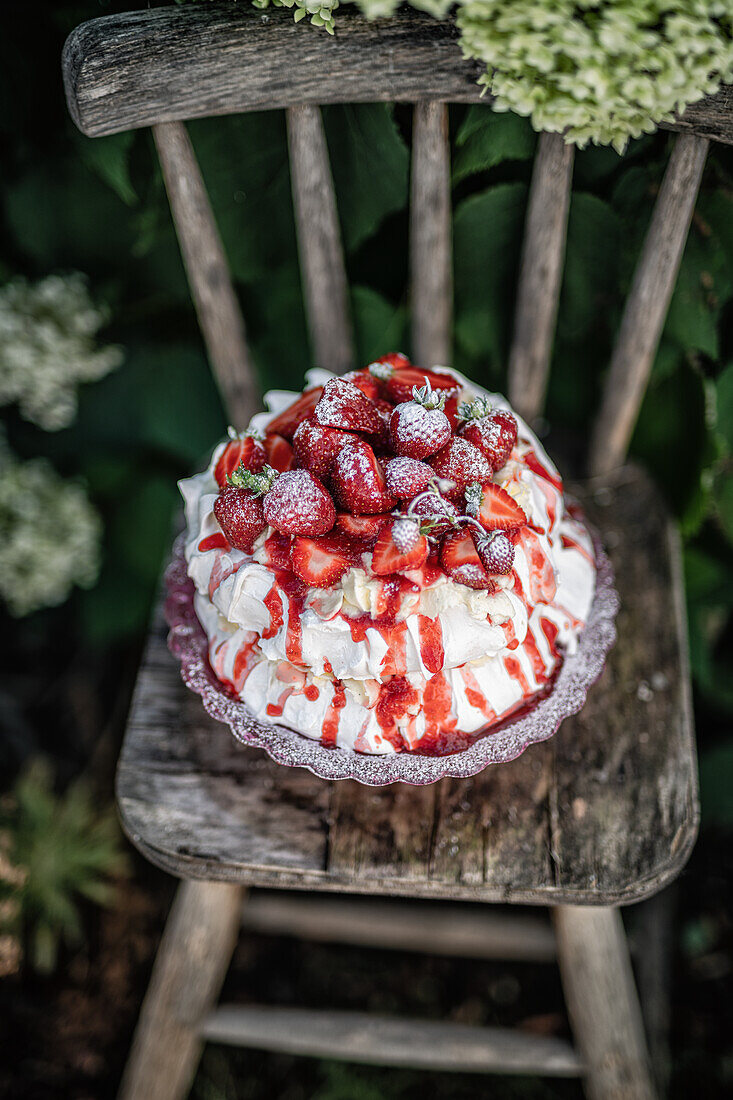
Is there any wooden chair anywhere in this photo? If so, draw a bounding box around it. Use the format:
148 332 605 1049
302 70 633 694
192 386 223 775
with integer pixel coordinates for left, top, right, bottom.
63 6 728 1098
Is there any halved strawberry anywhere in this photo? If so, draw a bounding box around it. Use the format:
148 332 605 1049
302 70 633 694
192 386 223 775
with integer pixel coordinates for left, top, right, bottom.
291 535 352 589
335 512 391 540
292 419 359 481
264 433 296 473
370 360 461 406
342 368 380 401
331 441 394 515
470 482 527 531
214 431 267 488
429 438 493 500
440 529 493 590
314 377 381 434
371 518 428 576
266 387 324 440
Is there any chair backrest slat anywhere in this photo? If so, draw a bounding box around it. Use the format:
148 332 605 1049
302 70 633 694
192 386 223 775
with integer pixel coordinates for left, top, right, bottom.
153 120 258 428
508 132 574 424
286 105 354 375
588 133 709 477
410 102 452 368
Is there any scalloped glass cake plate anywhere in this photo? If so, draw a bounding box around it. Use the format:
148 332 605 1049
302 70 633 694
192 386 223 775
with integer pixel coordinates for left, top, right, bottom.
164 534 618 786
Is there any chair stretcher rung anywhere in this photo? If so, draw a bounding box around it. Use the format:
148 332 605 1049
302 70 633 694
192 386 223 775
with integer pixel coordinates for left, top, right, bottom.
242 893 557 961
201 1005 583 1076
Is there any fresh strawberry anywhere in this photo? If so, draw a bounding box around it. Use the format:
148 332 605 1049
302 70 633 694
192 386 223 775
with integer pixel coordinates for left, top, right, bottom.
214 430 267 488
371 517 428 576
342 368 380 401
467 482 527 531
264 432 296 473
335 512 390 540
292 419 359 481
266 387 323 440
458 397 518 471
212 464 277 551
369 358 460 406
384 456 434 500
291 535 352 589
429 438 493 500
443 395 460 431
263 469 336 536
331 441 394 515
408 491 460 535
368 398 393 452
440 529 493 590
314 377 381 434
475 530 515 575
389 380 452 460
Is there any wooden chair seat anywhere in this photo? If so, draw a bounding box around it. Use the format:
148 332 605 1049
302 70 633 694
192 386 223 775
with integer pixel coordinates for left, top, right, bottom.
118 465 697 906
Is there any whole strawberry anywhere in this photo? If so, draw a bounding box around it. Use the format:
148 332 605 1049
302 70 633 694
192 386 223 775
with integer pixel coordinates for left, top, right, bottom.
292 418 359 481
263 468 336 536
458 396 518 472
475 530 515 575
429 438 493 500
389 381 452 460
213 464 278 551
407 488 460 536
384 456 434 500
214 427 267 488
368 356 460 405
331 440 394 515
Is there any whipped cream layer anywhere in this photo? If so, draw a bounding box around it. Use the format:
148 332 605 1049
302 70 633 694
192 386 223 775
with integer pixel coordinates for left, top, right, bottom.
181 368 596 754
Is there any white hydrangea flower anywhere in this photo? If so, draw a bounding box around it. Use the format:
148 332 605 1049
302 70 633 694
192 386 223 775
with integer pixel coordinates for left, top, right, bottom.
0 274 123 431
252 0 340 34
0 448 101 617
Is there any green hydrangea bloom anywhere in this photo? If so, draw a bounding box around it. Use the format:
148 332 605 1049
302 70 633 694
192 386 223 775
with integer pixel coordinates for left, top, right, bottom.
0 274 123 431
0 447 101 617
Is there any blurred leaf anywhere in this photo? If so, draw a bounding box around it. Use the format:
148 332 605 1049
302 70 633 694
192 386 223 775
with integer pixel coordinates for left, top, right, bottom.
111 475 178 583
350 285 408 365
77 131 137 206
558 193 622 341
714 363 733 454
323 104 409 253
453 182 527 377
700 742 733 829
453 109 535 183
713 468 733 543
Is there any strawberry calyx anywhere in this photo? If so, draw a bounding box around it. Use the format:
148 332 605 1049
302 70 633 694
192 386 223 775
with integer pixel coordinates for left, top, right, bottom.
411 379 447 412
227 462 279 495
456 395 493 422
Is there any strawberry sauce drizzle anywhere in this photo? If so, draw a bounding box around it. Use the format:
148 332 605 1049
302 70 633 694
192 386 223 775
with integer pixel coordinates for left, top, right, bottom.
524 449 563 493
198 533 229 553
322 682 346 747
418 615 445 674
262 585 284 639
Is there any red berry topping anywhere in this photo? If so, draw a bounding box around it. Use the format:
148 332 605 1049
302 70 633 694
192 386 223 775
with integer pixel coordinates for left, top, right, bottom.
371 518 429 576
263 469 336 536
466 482 527 531
213 488 266 552
458 398 518 472
389 381 452 460
314 377 381 434
440 529 494 590
429 438 493 500
331 441 394 515
342 368 380 401
264 432 296 473
292 419 359 481
384 456 434 500
443 395 460 431
335 512 390 541
214 430 267 488
266 386 324 440
369 359 460 406
368 398 394 452
408 491 460 535
475 530 515 575
291 535 352 589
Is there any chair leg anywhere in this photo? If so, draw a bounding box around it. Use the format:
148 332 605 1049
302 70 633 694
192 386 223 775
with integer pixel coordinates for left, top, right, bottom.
632 887 676 1095
554 905 657 1100
117 880 245 1100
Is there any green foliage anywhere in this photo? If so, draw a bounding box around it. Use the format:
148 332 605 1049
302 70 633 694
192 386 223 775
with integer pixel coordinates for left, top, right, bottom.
0 760 128 973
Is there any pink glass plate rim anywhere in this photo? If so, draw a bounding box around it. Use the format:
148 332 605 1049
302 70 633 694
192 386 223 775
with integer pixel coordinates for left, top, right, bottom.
164 534 618 786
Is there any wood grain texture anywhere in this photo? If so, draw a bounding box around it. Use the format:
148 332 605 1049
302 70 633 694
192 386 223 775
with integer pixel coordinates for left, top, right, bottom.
201 1005 583 1075
117 880 244 1100
153 121 258 428
287 106 354 374
554 906 656 1100
508 133 574 423
117 466 697 905
410 102 452 368
588 133 709 477
62 7 733 144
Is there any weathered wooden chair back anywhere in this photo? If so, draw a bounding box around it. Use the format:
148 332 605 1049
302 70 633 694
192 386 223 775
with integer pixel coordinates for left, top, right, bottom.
63 6 724 481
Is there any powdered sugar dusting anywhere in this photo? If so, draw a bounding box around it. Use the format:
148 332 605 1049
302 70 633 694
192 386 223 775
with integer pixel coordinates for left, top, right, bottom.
263 469 335 536
384 457 433 499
